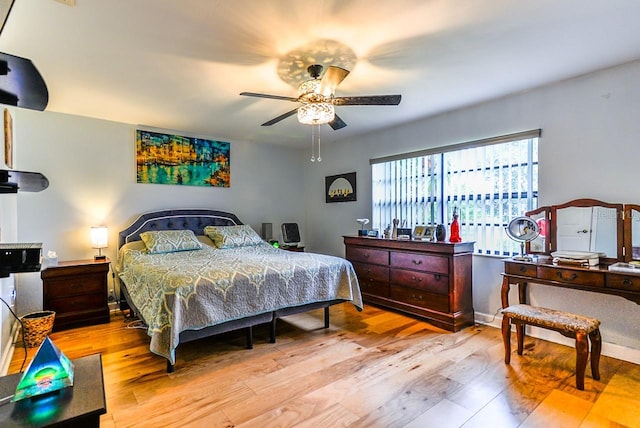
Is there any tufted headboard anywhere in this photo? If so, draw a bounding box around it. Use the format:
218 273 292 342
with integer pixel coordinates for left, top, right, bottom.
118 209 243 249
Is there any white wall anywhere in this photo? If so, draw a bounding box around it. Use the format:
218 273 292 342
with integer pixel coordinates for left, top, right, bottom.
304 59 640 362
0 126 18 373
11 110 306 317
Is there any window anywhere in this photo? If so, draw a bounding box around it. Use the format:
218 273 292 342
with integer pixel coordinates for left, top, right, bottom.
371 130 539 256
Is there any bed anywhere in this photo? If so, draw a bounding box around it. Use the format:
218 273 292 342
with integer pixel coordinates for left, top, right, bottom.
115 209 362 372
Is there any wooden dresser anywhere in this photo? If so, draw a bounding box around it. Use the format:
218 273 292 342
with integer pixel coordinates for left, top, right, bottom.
344 236 474 332
41 258 111 331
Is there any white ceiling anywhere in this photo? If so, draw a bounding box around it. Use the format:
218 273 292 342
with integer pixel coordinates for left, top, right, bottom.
1 0 640 147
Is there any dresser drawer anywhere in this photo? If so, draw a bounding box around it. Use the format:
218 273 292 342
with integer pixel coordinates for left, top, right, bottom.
360 280 390 298
46 293 107 314
44 274 105 299
346 246 389 266
390 269 449 295
505 262 537 278
606 273 640 292
537 266 605 287
390 252 448 274
390 286 449 313
352 262 389 283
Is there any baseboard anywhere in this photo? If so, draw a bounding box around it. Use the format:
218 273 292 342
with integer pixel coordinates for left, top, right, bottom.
475 311 640 365
0 319 20 376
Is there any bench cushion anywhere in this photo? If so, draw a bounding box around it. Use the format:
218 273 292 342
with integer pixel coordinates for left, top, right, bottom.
501 304 600 334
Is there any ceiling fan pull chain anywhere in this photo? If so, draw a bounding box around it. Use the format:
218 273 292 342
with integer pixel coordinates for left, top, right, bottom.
310 125 316 162
317 124 322 162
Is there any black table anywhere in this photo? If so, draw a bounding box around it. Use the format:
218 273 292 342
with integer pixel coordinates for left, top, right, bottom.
0 354 106 427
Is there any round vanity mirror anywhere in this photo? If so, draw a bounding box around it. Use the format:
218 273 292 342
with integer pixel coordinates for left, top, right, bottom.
505 216 540 261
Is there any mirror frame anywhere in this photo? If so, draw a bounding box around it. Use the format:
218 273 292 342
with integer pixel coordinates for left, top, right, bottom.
549 198 624 264
525 206 551 255
624 204 640 262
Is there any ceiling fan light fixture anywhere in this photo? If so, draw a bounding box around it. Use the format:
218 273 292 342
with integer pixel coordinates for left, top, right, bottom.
297 103 335 125
297 79 320 96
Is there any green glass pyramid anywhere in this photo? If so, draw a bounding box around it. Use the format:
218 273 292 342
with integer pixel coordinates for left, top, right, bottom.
13 337 74 401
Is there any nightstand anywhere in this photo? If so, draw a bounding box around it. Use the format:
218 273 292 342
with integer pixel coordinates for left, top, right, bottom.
41 258 111 331
281 245 305 252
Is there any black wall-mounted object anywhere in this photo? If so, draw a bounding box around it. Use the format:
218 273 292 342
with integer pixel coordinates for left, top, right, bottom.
0 169 49 193
0 242 41 277
0 52 49 111
0 1 48 111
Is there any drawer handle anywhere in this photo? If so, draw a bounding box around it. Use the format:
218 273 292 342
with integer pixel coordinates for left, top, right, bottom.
519 266 527 272
412 260 423 265
434 274 442 281
363 253 370 258
411 276 423 282
366 268 371 273
411 294 423 301
70 283 82 289
556 272 577 281
623 278 633 286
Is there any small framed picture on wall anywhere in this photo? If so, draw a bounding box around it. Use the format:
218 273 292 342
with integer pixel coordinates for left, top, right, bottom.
325 172 357 203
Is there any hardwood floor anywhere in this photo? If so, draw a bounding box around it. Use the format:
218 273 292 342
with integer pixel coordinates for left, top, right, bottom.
8 304 640 427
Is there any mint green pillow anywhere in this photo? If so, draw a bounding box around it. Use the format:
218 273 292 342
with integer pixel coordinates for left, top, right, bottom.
204 225 263 249
140 230 203 254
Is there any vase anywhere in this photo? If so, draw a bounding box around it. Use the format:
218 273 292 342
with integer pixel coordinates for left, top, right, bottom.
449 208 462 243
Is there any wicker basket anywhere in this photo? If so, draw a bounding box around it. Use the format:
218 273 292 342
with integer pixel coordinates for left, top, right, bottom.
20 310 56 348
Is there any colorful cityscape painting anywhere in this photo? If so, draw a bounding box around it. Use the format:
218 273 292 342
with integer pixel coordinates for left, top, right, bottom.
136 130 230 187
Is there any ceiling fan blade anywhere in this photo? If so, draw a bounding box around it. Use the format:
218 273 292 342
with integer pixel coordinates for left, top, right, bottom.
328 114 347 130
319 66 350 97
261 108 299 126
240 92 298 102
333 95 401 106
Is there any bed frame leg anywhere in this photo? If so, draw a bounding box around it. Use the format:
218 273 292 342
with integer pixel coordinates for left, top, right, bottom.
270 317 277 343
167 361 175 373
246 326 253 349
324 306 330 329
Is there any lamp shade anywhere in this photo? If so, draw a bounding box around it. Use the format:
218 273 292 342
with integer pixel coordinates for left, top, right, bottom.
90 226 108 249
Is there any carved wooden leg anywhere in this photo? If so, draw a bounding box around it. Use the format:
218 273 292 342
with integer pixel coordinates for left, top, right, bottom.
589 328 602 381
575 331 588 390
502 314 511 364
501 276 510 308
516 323 525 355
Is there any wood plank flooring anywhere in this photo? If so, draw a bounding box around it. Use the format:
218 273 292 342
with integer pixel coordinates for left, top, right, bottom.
8 304 640 427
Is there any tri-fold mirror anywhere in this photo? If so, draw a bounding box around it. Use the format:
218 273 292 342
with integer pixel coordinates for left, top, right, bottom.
525 198 636 264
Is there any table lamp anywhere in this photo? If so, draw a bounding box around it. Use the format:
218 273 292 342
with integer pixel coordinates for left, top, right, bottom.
90 226 108 260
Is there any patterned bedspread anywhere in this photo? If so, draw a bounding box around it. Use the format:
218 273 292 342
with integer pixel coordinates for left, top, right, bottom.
117 241 362 364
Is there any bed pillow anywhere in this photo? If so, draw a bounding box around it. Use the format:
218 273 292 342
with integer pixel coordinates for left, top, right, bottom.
204 225 263 248
140 230 203 254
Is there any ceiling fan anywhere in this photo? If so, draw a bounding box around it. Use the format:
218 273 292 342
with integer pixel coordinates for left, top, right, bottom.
240 64 401 130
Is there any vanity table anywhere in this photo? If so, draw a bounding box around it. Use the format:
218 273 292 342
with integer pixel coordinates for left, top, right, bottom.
502 258 640 307
502 199 640 307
